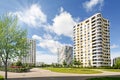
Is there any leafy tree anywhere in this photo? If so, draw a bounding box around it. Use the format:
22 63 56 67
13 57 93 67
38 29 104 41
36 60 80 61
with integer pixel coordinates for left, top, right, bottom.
63 60 67 67
0 14 29 80
73 59 81 67
15 61 22 66
114 58 120 69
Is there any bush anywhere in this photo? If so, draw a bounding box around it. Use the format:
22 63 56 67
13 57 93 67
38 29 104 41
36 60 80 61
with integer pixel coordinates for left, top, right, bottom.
0 67 4 71
0 61 31 73
0 75 4 80
15 61 22 66
0 67 30 73
8 67 30 73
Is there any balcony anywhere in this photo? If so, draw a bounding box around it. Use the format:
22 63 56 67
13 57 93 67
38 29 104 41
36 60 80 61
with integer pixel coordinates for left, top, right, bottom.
92 33 96 36
91 23 96 27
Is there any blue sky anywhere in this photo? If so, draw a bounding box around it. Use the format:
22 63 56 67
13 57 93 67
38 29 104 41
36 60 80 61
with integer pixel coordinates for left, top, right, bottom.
1 0 120 64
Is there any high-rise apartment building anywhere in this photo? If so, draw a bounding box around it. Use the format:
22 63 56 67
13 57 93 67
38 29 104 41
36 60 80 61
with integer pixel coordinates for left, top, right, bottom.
73 13 111 67
58 46 73 65
22 39 36 65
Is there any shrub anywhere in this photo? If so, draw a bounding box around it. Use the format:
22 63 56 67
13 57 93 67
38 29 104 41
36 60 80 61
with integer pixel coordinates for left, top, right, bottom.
0 67 4 71
0 61 32 73
8 67 30 73
15 61 22 66
10 66 22 68
0 66 30 73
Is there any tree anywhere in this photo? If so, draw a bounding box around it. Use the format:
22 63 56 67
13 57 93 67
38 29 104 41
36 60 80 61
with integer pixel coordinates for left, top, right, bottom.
0 14 29 80
114 58 120 69
15 61 22 66
73 59 81 67
63 60 67 67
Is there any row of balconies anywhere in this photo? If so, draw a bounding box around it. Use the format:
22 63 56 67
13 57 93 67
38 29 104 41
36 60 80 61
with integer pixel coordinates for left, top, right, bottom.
74 56 110 63
92 48 103 51
92 59 110 62
92 42 110 47
74 52 110 60
74 18 109 32
92 63 110 66
91 38 109 43
91 27 109 34
74 26 108 35
91 19 108 25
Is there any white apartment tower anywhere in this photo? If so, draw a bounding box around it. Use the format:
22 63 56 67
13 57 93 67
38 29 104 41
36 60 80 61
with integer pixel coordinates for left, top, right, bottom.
22 39 36 65
58 46 73 65
73 13 111 67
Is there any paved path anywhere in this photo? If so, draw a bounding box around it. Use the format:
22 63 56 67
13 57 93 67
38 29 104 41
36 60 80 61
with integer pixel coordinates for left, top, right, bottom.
0 68 120 80
7 75 120 80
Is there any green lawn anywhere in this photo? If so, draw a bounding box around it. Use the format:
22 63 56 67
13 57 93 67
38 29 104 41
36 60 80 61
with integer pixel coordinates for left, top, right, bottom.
87 77 120 80
43 68 102 74
0 75 4 80
102 69 120 72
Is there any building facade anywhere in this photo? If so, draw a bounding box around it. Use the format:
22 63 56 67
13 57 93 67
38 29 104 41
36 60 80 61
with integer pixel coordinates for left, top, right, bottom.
73 13 111 67
22 39 36 65
58 46 73 65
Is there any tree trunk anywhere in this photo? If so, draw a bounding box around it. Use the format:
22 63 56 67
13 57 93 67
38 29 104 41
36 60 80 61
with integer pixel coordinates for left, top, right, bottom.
5 61 8 80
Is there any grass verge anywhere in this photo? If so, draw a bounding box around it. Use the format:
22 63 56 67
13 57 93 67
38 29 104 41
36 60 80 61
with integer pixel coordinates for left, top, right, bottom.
43 67 102 74
0 75 4 80
102 69 120 72
87 77 120 80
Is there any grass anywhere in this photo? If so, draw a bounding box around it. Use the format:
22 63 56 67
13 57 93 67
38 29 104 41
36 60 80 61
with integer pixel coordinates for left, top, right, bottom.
101 69 120 72
0 75 4 80
43 67 102 74
87 77 120 80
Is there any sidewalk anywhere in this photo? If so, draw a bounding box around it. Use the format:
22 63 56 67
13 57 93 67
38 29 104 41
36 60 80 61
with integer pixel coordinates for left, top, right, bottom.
0 68 120 78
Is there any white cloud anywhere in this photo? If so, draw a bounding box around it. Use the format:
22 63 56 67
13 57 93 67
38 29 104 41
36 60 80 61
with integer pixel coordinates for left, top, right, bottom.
11 5 79 38
32 34 64 54
39 39 62 54
43 33 61 40
49 7 77 38
32 34 72 63
43 34 53 40
74 17 81 23
10 4 47 27
36 51 57 64
83 0 104 12
32 35 42 41
60 7 64 13
32 34 62 63
111 44 119 49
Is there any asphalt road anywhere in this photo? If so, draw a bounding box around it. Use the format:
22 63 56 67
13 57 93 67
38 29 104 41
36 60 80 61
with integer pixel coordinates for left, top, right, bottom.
8 75 120 80
1 68 120 80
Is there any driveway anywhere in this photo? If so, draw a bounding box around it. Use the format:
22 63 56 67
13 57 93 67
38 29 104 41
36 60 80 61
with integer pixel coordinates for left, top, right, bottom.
0 68 120 80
